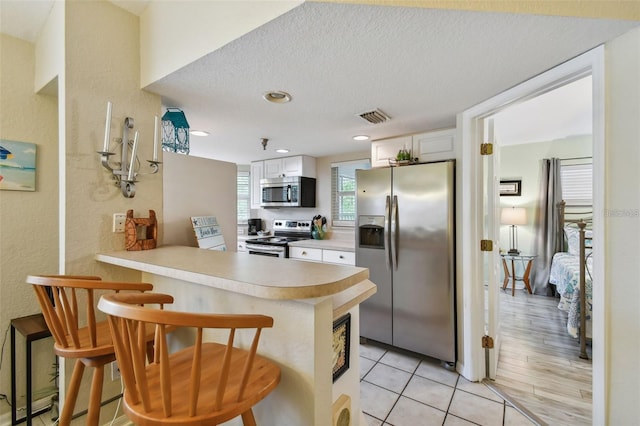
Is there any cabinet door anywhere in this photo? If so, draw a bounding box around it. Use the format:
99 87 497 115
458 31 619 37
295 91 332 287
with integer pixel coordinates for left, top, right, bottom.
322 249 355 265
412 128 455 163
250 161 264 209
264 159 283 178
289 246 322 262
281 156 303 176
371 136 412 168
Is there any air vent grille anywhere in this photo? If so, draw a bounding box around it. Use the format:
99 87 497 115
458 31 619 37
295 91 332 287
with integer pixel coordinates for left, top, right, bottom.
358 109 390 124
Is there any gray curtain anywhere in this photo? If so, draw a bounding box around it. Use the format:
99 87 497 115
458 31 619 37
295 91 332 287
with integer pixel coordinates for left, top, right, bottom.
531 158 563 295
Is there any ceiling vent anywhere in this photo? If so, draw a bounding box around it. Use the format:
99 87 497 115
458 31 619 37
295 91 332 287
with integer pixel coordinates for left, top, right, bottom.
358 109 390 125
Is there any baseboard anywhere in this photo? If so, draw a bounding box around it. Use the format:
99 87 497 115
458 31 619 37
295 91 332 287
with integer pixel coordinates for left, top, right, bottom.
0 396 133 426
0 395 54 426
108 415 134 426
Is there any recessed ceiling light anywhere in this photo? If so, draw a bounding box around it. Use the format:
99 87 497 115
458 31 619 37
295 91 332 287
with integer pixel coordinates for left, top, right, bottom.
353 135 370 141
275 149 290 153
263 91 292 104
190 130 210 137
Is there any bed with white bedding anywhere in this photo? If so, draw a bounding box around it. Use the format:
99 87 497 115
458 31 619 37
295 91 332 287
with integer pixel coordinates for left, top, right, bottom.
549 250 593 339
548 214 593 358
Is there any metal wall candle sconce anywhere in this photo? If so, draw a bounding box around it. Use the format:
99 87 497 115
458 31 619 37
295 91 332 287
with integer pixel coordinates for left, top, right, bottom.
98 101 161 198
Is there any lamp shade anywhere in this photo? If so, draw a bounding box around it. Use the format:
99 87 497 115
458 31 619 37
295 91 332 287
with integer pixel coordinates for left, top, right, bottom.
501 207 527 225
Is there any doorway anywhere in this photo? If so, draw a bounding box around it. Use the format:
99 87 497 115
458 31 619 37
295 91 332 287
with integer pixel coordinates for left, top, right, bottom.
459 46 605 424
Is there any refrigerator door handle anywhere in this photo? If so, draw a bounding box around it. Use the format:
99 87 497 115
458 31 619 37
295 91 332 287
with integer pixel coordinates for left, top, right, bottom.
391 195 398 271
384 195 391 270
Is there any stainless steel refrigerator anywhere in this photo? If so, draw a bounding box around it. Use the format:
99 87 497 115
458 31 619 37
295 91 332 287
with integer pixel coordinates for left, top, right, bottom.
356 160 455 363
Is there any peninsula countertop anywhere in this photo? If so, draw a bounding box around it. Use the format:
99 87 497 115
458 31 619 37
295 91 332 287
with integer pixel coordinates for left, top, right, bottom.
96 245 370 300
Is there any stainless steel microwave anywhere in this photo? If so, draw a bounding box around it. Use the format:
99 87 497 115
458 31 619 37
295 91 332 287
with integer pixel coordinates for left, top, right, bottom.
260 176 316 208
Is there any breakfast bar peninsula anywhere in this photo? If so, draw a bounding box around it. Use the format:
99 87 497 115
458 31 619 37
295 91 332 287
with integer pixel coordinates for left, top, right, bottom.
96 245 376 426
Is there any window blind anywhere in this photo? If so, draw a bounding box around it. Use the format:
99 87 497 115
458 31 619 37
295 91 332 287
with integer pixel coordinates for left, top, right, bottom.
561 162 592 206
331 159 370 227
237 171 250 223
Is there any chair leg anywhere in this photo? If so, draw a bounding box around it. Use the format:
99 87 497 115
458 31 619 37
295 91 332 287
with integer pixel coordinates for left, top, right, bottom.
86 364 105 426
59 360 85 426
241 409 257 426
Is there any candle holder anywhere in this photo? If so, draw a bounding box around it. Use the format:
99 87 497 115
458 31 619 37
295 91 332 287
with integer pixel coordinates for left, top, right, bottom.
98 102 161 198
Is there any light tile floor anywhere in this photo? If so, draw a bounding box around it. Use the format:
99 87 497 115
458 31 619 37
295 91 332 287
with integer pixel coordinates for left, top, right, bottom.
360 342 534 426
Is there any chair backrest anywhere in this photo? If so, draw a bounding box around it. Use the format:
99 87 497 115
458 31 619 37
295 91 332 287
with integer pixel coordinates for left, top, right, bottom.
98 292 279 422
26 275 153 356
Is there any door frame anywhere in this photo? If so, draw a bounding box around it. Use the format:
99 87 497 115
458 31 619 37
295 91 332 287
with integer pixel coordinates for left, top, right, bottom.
457 46 605 424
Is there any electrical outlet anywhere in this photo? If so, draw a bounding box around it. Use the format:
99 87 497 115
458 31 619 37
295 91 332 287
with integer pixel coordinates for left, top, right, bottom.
113 213 126 233
111 361 121 381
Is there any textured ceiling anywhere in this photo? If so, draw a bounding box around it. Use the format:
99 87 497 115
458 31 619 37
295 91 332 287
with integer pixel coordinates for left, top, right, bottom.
1 2 638 164
146 3 637 164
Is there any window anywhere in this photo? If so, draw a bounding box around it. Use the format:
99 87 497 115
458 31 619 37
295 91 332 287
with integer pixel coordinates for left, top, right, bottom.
331 159 370 227
561 160 592 206
237 170 250 223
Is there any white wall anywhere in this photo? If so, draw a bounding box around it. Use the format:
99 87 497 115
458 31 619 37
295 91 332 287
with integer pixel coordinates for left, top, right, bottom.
34 0 63 94
0 34 59 416
140 1 302 87
604 26 640 424
163 152 237 250
499 136 592 256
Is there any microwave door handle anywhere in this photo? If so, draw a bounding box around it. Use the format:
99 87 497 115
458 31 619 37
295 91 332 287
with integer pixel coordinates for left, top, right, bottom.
391 195 398 271
384 195 391 270
287 185 292 202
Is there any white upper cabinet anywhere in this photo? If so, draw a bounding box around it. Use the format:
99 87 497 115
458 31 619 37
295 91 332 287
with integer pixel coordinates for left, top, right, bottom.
251 155 316 209
371 136 412 168
250 161 264 209
371 128 456 167
263 158 283 178
263 155 316 178
412 128 456 163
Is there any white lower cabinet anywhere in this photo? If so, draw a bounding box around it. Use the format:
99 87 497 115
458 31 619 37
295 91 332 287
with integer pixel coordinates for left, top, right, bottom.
322 249 355 265
289 246 355 265
289 246 322 262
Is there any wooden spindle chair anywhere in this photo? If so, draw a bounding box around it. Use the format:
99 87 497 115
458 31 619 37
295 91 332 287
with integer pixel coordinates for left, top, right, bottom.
97 292 281 426
26 275 154 426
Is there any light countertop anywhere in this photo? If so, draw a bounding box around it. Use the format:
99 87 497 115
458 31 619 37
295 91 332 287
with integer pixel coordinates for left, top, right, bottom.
288 238 355 252
96 245 369 300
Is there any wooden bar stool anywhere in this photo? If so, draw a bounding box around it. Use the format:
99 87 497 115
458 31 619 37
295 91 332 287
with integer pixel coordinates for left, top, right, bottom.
98 292 281 426
26 275 154 426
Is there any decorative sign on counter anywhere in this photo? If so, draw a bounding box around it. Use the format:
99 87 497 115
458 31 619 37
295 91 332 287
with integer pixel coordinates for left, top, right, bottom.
332 313 351 382
191 216 226 251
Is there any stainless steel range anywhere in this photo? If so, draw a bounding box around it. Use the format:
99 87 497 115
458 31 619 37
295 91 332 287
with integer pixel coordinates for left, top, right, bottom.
245 219 312 258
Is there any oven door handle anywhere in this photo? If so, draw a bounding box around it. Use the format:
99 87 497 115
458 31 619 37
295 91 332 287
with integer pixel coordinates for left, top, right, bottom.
245 244 285 252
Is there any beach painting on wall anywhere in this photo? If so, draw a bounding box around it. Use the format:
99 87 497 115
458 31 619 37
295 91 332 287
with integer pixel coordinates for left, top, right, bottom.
0 139 36 191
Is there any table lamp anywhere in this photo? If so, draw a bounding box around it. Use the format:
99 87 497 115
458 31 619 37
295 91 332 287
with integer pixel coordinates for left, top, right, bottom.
501 207 527 255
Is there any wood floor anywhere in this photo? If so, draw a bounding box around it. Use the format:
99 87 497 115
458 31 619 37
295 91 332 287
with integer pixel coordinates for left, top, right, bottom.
495 288 592 425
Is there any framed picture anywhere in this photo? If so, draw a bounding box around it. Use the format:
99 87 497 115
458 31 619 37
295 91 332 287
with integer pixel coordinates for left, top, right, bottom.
0 139 36 191
500 179 521 197
332 313 351 382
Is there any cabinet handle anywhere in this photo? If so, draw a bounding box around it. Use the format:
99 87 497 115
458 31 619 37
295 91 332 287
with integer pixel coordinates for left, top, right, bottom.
339 255 344 259
302 251 307 255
